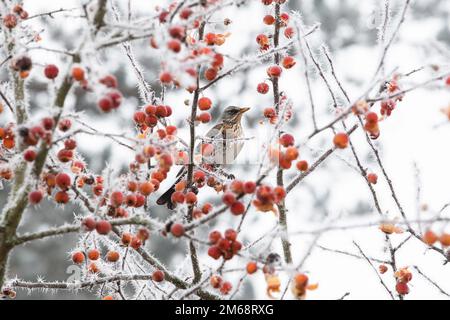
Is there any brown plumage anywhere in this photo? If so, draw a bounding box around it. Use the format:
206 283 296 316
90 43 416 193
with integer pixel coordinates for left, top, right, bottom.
156 106 250 209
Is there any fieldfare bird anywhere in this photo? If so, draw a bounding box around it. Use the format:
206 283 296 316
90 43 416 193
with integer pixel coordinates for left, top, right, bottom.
157 106 250 209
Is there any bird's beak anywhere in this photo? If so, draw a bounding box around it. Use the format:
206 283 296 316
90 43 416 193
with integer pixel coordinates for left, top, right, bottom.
239 107 250 114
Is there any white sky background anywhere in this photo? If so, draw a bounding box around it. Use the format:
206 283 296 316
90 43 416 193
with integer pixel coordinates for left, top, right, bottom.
17 0 450 299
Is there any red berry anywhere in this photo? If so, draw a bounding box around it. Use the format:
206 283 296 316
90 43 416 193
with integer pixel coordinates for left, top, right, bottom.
244 181 257 194
98 96 113 112
263 15 275 25
246 262 258 274
367 173 378 184
197 112 212 123
110 191 124 207
28 190 43 204
159 72 173 84
222 192 236 206
152 270 165 282
365 112 379 124
64 139 77 150
131 237 142 250
82 217 96 231
71 67 85 81
282 56 296 69
87 249 100 261
179 8 193 19
170 223 185 237
267 65 282 78
185 191 197 205
204 68 218 81
230 201 245 215
171 191 185 204
284 27 294 39
296 160 309 171
210 275 222 288
41 117 55 130
99 75 118 88
261 0 273 5
55 173 71 190
257 82 270 94
422 230 438 246
106 251 120 262
44 64 59 79
396 282 409 295
106 91 122 109
121 232 132 246
279 133 295 147
198 97 212 111
72 251 85 264
96 220 112 235
220 281 232 295
208 246 222 260
446 76 450 86
225 229 237 241
209 231 222 244
333 133 349 149
167 39 181 53
57 149 73 163
54 191 69 204
58 119 72 132
23 149 37 162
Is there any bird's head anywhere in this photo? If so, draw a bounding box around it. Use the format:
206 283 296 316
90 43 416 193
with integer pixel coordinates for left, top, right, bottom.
221 106 250 124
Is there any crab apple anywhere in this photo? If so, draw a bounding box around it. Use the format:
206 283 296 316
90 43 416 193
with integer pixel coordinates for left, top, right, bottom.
244 181 257 194
55 173 71 190
422 230 438 246
230 201 245 215
152 270 165 282
23 149 37 162
274 186 286 202
198 97 212 111
296 160 309 171
209 231 222 244
246 262 258 274
110 191 124 207
256 34 270 49
365 112 379 124
222 192 236 206
202 203 213 215
96 220 112 235
198 112 212 123
159 71 173 84
171 191 185 204
257 82 270 94
82 217 96 231
106 91 122 109
131 237 142 250
379 264 388 274
263 14 275 25
41 117 55 130
44 64 59 79
333 132 349 149
285 147 299 161
220 282 232 295
28 190 43 204
396 282 409 295
267 65 282 78
210 275 222 289
58 118 72 132
98 96 113 112
72 251 85 264
212 53 224 69
156 105 168 117
208 246 222 260
170 223 185 237
282 56 296 69
261 0 273 5
185 191 198 205
279 156 292 170
167 39 182 53
139 182 155 196
279 133 295 147
204 33 217 45
57 149 73 163
440 233 450 247
106 251 120 263
55 190 70 204
204 68 218 81
225 229 237 242
121 232 132 246
64 139 77 150
99 75 118 88
88 263 100 274
137 227 150 242
263 107 276 119
367 173 378 184
3 14 17 29
179 7 193 19
87 249 100 261
124 194 136 207
71 67 85 81
284 27 295 39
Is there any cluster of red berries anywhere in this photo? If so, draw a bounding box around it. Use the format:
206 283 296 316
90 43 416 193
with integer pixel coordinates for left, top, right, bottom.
422 230 450 247
252 184 286 213
380 79 403 117
97 75 122 113
133 104 173 130
364 111 380 139
210 275 233 295
196 97 213 123
207 229 242 260
221 180 257 215
120 227 150 250
394 267 412 296
3 5 28 29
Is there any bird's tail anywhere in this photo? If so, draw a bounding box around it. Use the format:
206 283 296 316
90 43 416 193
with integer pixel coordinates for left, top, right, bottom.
156 167 186 209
